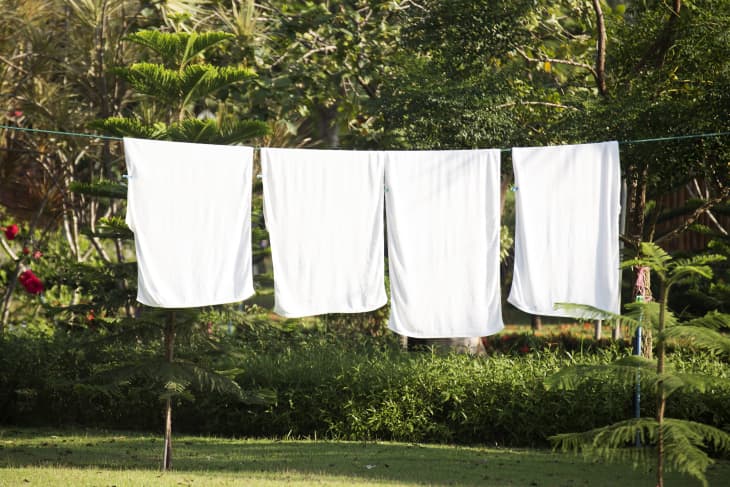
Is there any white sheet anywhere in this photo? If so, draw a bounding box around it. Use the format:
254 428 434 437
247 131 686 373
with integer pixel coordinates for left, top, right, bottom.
124 137 254 308
261 148 387 317
508 141 621 316
385 150 504 338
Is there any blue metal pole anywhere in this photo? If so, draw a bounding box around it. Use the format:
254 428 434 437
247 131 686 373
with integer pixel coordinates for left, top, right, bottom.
634 324 642 447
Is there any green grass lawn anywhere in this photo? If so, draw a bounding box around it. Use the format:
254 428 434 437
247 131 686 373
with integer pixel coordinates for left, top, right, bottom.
1 428 728 486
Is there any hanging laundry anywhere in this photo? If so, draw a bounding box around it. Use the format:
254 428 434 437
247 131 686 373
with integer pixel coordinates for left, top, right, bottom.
508 141 621 316
261 148 387 318
124 137 255 308
385 150 504 338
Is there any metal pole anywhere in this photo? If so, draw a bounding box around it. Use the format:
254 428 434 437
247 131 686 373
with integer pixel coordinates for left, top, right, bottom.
634 321 642 447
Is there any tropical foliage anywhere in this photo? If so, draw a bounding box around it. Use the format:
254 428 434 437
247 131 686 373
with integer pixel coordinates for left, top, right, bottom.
550 243 730 487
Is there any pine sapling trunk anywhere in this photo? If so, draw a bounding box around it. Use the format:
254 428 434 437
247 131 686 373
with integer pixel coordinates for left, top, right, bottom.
656 283 668 487
162 311 176 471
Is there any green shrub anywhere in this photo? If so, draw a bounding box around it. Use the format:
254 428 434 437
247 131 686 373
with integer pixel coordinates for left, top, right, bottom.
1 326 728 448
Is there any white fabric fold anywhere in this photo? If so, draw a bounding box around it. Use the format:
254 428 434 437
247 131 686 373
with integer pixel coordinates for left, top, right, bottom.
261 148 387 318
385 150 504 338
508 141 621 316
124 137 254 308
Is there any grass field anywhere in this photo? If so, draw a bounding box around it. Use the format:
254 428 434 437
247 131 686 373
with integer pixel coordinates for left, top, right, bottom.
1 428 729 486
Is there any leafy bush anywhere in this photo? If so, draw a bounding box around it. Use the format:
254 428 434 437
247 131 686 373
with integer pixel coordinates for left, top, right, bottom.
2 324 728 448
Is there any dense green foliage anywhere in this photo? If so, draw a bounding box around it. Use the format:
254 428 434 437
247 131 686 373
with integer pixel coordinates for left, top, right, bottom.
1 324 728 448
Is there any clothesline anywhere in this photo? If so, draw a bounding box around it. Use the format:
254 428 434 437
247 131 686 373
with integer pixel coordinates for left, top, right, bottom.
1 123 729 150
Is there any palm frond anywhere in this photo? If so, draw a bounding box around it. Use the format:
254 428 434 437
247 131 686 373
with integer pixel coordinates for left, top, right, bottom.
662 326 730 355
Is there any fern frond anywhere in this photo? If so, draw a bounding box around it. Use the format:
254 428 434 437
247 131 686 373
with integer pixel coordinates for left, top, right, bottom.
166 119 220 143
667 264 714 288
92 217 133 240
662 326 730 355
92 117 166 139
114 63 183 102
125 31 235 67
662 419 730 486
545 355 655 390
70 181 127 199
623 301 677 331
621 242 671 280
166 119 269 144
552 417 730 487
683 311 730 331
552 303 638 327
664 372 730 396
180 64 256 105
215 119 269 145
550 417 658 464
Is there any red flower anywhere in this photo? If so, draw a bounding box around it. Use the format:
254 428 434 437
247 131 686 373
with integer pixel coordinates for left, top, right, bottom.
18 269 44 295
13 110 23 118
519 345 530 354
86 309 95 322
22 247 30 255
3 224 19 240
32 249 42 259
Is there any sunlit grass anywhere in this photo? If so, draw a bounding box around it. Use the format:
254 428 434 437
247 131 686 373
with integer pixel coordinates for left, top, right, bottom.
1 428 728 486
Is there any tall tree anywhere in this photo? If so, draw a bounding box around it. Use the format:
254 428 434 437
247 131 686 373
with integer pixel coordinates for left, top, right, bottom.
85 30 268 470
551 242 730 487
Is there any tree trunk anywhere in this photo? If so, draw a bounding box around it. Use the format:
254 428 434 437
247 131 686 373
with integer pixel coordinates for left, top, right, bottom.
406 337 484 355
656 283 668 487
591 0 608 96
594 320 602 340
531 314 542 332
162 311 175 471
633 265 654 359
316 102 339 147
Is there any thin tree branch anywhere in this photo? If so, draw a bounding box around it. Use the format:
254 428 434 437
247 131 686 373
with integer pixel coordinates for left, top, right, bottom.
687 178 728 236
515 47 598 79
655 186 730 243
495 100 580 111
0 53 30 74
591 0 608 96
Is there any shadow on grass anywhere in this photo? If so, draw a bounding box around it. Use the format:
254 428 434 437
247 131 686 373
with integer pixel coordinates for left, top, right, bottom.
1 428 725 486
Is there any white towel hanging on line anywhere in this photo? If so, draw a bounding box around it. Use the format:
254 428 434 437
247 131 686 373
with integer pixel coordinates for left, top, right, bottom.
384 149 504 338
261 148 387 318
124 137 255 308
508 141 621 317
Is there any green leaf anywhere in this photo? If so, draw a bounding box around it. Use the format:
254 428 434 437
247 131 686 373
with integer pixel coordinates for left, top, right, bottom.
124 31 235 67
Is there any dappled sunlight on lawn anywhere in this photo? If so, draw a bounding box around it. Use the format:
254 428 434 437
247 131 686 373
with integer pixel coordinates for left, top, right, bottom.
2 428 728 486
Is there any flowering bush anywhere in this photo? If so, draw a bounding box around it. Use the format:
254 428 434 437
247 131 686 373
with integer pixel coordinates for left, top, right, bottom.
3 223 19 240
18 269 44 295
1 221 45 297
